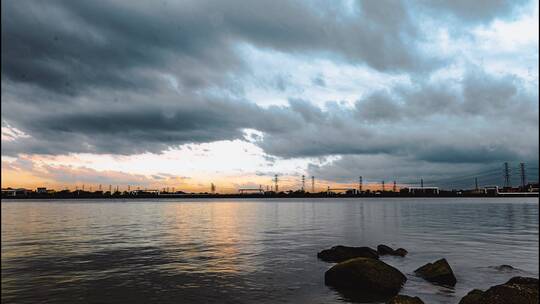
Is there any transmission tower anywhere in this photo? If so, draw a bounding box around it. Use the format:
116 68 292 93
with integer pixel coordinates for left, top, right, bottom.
273 175 279 192
301 175 305 192
359 176 363 192
211 183 216 193
311 176 315 193
381 181 385 192
393 180 397 192
420 178 424 189
504 162 511 188
520 163 526 189
475 177 478 191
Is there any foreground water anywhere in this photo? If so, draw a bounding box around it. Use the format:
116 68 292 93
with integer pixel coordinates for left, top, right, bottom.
1 198 538 303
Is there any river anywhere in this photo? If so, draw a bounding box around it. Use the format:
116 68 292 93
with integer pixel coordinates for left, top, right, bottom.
1 198 538 303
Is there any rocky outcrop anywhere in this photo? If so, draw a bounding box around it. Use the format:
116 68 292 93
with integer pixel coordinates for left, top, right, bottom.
325 257 406 298
458 276 538 304
317 245 379 262
387 295 425 304
377 244 408 257
414 258 457 286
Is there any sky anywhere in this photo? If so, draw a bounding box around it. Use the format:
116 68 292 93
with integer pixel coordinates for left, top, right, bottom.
1 0 539 193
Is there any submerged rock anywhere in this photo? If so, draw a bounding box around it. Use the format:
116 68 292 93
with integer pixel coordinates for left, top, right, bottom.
394 248 408 257
414 258 457 286
377 244 408 257
317 245 379 262
325 257 406 298
493 264 515 271
458 276 538 304
387 295 425 304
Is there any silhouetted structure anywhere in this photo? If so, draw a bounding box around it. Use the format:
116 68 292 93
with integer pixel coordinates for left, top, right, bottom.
504 162 511 188
520 163 526 190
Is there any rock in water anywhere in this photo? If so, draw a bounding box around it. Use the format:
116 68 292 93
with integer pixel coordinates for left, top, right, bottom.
387 295 425 304
493 264 515 271
377 244 395 255
458 276 538 304
481 277 538 304
394 248 408 257
325 257 406 298
377 244 408 257
414 258 457 286
318 245 379 262
459 289 485 304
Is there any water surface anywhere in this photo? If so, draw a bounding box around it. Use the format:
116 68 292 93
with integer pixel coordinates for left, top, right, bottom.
2 198 538 303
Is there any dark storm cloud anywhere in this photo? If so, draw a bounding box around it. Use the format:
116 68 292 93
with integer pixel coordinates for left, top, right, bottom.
2 0 443 96
1 85 295 155
1 0 536 172
1 0 242 94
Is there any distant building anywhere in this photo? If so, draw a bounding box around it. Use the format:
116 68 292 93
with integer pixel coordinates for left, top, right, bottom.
527 183 539 192
36 187 47 194
1 188 30 197
345 189 359 195
484 186 499 195
130 189 160 195
406 187 439 195
326 187 359 195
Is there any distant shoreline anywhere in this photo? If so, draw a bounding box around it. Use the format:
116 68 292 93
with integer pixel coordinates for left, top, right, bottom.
2 193 538 200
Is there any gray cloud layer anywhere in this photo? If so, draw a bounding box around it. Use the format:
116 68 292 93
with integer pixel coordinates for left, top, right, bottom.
1 0 537 179
2 0 436 95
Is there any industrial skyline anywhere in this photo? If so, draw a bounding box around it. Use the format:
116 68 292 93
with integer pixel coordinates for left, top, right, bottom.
2 0 539 193
3 162 538 195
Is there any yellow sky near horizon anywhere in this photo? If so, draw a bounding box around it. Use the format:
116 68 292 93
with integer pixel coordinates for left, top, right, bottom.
2 162 394 194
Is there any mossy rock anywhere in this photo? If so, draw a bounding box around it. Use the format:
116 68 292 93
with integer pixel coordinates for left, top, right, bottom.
458 276 538 304
325 257 406 298
318 245 379 262
414 258 456 286
480 276 538 304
